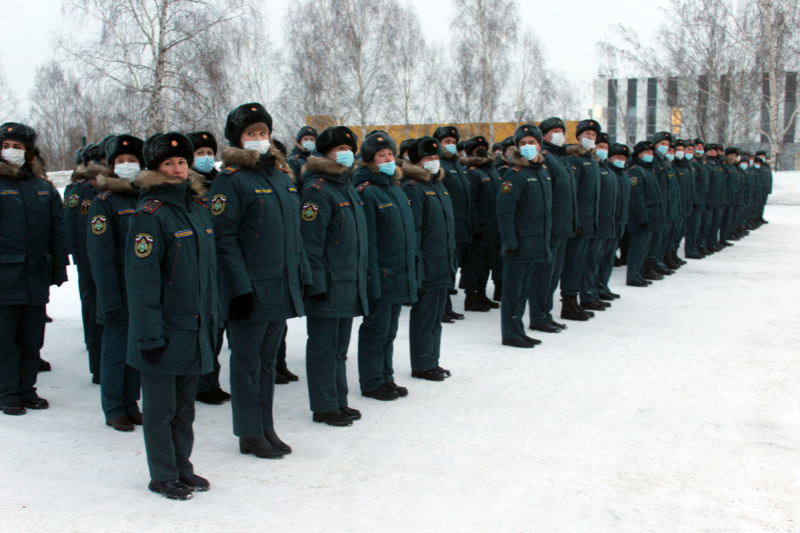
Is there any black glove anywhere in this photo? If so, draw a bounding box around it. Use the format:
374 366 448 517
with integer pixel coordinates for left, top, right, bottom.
229 292 255 321
472 232 483 242
639 223 648 230
417 288 426 299
310 292 327 302
505 248 519 257
141 344 167 365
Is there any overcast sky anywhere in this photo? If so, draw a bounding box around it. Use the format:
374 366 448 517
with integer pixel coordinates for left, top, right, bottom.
0 0 659 116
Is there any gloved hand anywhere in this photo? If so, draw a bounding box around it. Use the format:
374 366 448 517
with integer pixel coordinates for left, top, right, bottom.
229 292 255 321
472 232 483 242
639 223 648 230
310 292 327 302
505 248 519 257
141 344 167 365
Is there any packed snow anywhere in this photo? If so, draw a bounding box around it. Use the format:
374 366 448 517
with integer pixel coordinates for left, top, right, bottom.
1 205 799 532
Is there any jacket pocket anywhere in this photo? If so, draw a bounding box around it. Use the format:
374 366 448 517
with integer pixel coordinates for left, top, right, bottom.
327 268 359 310
0 253 25 294
249 264 289 311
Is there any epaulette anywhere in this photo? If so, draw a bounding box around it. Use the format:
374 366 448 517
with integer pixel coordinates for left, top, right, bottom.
469 166 477 170
512 166 521 172
356 181 371 193
279 165 292 175
220 165 242 176
311 178 326 190
406 179 418 186
96 191 112 201
140 199 163 214
541 149 550 156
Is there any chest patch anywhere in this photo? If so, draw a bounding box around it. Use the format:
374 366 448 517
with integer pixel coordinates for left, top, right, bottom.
37 190 50 197
378 203 394 210
302 202 319 222
91 215 107 235
134 233 154 259
210 194 227 216
174 229 195 239
630 176 639 186
254 189 273 195
425 191 436 196
0 189 18 196
501 181 513 194
118 209 134 216
80 199 92 215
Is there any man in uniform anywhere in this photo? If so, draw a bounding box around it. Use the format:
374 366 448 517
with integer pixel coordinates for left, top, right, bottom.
626 141 663 287
287 126 317 181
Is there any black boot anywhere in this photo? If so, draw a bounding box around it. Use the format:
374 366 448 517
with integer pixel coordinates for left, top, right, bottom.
312 409 354 427
148 480 192 501
643 259 664 281
264 428 292 454
362 383 400 401
581 299 606 311
561 295 589 321
464 289 490 312
492 281 502 302
478 287 499 309
179 474 210 492
239 437 285 458
502 337 536 348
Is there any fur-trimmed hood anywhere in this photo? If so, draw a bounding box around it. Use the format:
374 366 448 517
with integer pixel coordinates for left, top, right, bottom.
459 153 495 168
301 155 351 180
221 145 290 175
401 162 444 183
0 158 46 180
354 160 403 183
84 162 108 181
441 149 458 161
565 145 590 157
134 170 205 197
71 164 87 182
188 170 208 198
508 149 545 168
95 172 137 195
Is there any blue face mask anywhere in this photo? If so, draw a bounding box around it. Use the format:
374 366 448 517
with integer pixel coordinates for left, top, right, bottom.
595 149 608 161
336 150 355 167
612 159 625 169
520 144 538 160
378 161 396 175
739 162 748 171
657 144 669 156
444 144 457 155
642 154 654 164
302 140 316 152
194 156 215 173
696 150 704 156
685 153 694 160
665 153 674 162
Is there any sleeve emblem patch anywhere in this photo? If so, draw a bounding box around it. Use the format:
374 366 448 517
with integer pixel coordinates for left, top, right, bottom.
210 194 227 216
91 215 107 235
134 233 154 258
302 202 319 222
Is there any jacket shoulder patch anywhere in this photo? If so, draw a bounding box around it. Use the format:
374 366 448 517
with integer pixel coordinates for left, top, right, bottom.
356 181 371 193
311 178 326 190
141 199 163 214
221 165 241 176
96 190 112 201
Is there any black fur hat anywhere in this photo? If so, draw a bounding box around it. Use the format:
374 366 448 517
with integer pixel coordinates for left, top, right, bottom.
100 135 116 157
724 146 739 156
597 132 610 146
539 117 566 136
408 136 442 163
187 131 217 154
74 147 84 166
500 136 516 153
272 139 288 157
464 135 489 155
491 142 502 152
456 141 466 153
143 132 195 170
0 122 36 148
675 139 685 148
514 124 543 147
82 143 105 165
653 131 672 145
316 126 358 155
433 125 460 143
106 135 144 166
225 103 273 145
755 150 766 157
694 138 705 146
399 138 416 157
360 131 397 163
296 125 318 143
609 143 630 159
575 119 601 138
633 141 654 155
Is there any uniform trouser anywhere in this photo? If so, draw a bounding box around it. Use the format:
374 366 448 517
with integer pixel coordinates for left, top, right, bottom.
653 224 671 269
560 234 591 296
501 261 535 340
699 208 712 251
545 236 569 322
491 248 503 283
0 305 45 405
358 299 401 393
306 317 352 413
462 241 498 290
707 207 723 248
627 232 652 283
77 266 103 374
670 216 686 252
618 230 630 260
197 326 226 393
528 260 554 327
100 321 140 420
141 373 198 482
409 288 447 372
720 206 734 240
594 237 618 295
685 206 704 255
446 243 469 314
276 323 290 373
228 320 285 438
580 237 603 303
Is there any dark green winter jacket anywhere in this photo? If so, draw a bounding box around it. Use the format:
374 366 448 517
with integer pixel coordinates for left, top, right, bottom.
566 145 601 237
627 159 665 234
440 150 472 244
673 158 694 216
595 159 618 240
705 158 726 210
461 153 501 244
541 142 579 239
64 162 107 275
653 151 680 222
287 145 311 184
690 158 709 208
610 164 631 239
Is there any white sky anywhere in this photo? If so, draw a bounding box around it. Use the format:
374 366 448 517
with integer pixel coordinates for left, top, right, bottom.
0 0 659 115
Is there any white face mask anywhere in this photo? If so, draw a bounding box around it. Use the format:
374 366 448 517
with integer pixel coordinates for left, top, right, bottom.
550 132 565 147
675 151 685 160
114 162 140 180
243 139 271 154
2 148 25 166
580 137 596 150
423 160 440 174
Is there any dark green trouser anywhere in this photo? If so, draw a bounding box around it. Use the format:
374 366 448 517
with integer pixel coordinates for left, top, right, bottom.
685 207 704 255
276 322 289 374
580 237 603 303
626 232 652 283
527 261 554 327
141 373 198 482
229 320 285 438
545 237 569 323
78 264 103 374
358 299 401 393
445 243 469 314
197 326 225 393
707 207 723 248
561 234 590 296
501 261 535 340
409 288 447 372
462 242 498 290
306 317 352 413
100 321 140 420
653 224 671 270
0 305 45 405
594 237 618 295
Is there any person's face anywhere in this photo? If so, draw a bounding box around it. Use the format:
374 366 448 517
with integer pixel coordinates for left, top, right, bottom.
373 148 395 164
113 154 139 166
638 149 654 160
2 140 25 150
695 143 704 152
725 153 737 164
609 155 626 165
518 136 540 149
419 155 440 164
440 137 457 146
656 140 670 149
579 130 597 142
240 128 270 145
685 145 695 156
194 147 214 158
667 146 675 155
504 146 515 158
300 135 316 144
596 142 609 152
158 157 189 180
543 128 564 142
325 144 353 161
706 149 718 157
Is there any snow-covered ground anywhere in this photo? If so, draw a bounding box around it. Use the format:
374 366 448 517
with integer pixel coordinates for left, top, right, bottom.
2 206 799 532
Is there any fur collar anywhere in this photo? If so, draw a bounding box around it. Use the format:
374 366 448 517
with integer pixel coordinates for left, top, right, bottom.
441 149 457 161
355 160 403 182
301 155 350 179
134 170 204 197
95 172 137 195
221 145 289 173
71 164 87 182
0 159 46 180
508 149 544 168
84 162 108 181
459 153 495 168
566 145 589 157
188 170 208 198
402 162 444 183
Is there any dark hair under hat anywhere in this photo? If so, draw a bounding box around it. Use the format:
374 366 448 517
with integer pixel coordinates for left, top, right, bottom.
653 131 672 145
597 132 610 146
609 143 630 159
399 138 416 157
316 126 358 155
82 143 104 165
296 126 318 143
634 140 654 155
0 122 36 148
225 103 273 145
464 135 489 155
433 125 460 143
106 134 144 167
514 124 543 147
187 131 218 154
360 132 397 163
539 117 566 136
575 119 601 138
143 132 195 170
408 136 441 164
